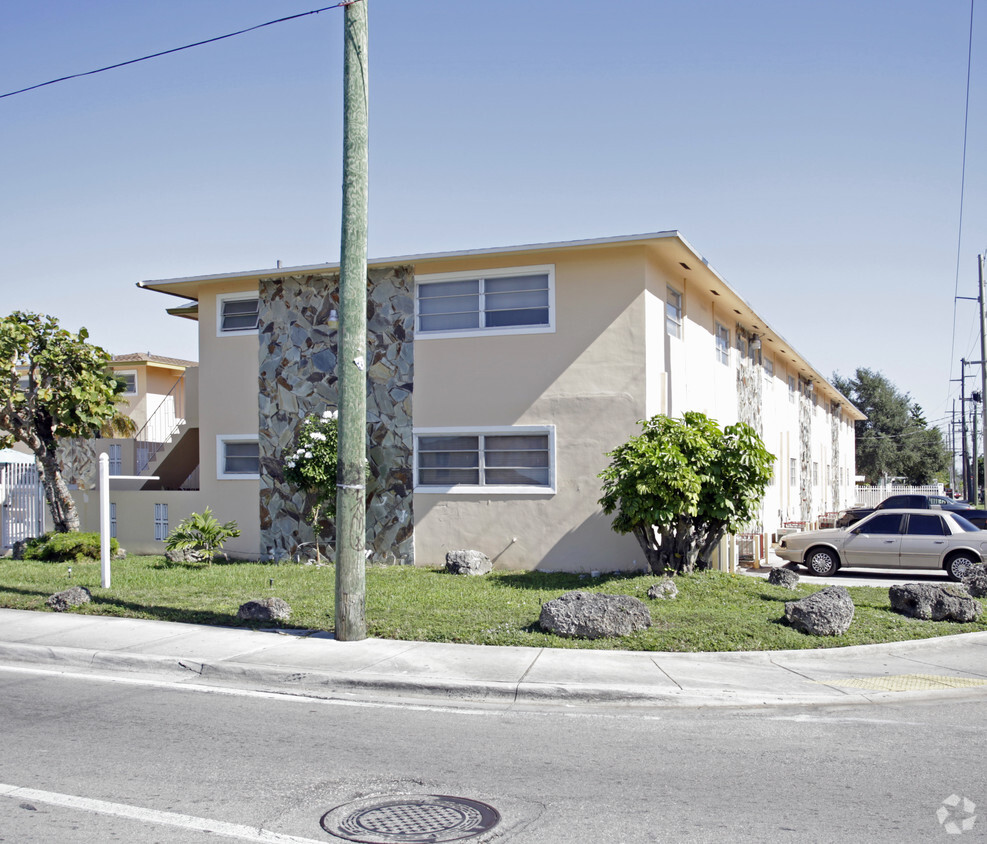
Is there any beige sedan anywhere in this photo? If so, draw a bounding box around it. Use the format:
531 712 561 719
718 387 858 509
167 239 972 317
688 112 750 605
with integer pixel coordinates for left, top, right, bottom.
776 509 987 580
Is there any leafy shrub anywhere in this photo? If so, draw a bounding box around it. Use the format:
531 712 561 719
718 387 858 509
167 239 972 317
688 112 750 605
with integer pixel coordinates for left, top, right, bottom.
165 508 240 564
21 531 118 562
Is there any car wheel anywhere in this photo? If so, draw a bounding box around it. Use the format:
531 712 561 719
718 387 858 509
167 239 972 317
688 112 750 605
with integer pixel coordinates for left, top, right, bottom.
805 546 840 577
945 551 979 582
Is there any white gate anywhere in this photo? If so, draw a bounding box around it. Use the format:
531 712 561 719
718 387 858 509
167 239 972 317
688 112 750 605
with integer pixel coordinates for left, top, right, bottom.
1 462 45 550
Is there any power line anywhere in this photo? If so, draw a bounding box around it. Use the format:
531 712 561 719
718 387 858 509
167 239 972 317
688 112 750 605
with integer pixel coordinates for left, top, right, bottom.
0 2 360 101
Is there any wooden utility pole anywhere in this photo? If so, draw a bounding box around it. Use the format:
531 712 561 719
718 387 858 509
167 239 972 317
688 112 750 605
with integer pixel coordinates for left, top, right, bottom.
335 0 369 641
979 253 987 502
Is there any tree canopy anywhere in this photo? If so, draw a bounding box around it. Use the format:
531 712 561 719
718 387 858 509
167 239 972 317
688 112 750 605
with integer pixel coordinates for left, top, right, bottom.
599 412 774 574
0 312 131 532
832 368 949 485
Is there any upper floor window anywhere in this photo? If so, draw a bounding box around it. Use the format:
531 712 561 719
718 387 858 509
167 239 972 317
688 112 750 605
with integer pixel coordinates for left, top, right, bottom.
217 436 260 479
108 444 122 475
666 286 682 339
416 266 554 339
715 323 730 365
763 356 774 384
217 293 260 336
788 375 797 403
114 370 137 395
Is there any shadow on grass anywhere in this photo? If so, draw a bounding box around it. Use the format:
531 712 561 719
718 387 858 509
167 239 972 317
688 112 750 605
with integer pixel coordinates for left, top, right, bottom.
80 595 302 631
488 571 644 591
0 585 60 599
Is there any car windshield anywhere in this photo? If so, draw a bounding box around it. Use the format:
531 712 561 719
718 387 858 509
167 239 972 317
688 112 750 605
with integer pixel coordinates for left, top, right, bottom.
949 513 982 532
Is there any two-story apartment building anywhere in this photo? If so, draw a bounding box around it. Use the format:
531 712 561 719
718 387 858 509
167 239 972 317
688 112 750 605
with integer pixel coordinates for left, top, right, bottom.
74 231 862 571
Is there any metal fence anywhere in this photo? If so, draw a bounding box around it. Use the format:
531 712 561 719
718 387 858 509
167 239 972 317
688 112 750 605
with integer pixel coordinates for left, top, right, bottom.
0 462 44 549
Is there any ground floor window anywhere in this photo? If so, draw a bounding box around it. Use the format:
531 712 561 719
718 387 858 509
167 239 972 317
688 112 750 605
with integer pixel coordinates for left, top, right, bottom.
217 436 260 479
110 502 117 539
414 426 555 493
154 503 168 541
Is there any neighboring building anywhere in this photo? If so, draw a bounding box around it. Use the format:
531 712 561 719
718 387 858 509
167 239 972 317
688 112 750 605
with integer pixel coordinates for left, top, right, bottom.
59 353 198 489
74 231 863 570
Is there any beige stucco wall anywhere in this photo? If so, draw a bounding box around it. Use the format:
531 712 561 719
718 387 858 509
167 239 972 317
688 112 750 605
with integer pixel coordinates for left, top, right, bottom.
412 245 648 572
72 487 259 558
192 281 261 558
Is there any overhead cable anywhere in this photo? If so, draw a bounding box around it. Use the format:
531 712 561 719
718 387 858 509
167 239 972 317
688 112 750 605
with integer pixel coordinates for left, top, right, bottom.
0 1 360 101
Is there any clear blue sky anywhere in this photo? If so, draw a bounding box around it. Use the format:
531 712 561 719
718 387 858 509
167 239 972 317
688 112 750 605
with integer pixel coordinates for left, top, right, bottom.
1 1 984 439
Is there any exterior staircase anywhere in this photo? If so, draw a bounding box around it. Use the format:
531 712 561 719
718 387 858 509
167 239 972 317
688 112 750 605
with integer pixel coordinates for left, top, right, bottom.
133 370 200 490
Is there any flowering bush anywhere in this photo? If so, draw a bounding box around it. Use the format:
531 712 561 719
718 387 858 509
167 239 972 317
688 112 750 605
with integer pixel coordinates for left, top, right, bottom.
283 410 340 563
284 409 339 522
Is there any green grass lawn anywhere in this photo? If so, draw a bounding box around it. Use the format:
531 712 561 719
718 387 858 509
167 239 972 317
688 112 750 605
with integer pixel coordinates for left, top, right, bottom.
1 555 984 652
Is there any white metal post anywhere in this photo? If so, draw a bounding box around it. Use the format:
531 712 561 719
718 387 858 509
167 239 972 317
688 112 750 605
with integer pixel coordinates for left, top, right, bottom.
99 453 110 588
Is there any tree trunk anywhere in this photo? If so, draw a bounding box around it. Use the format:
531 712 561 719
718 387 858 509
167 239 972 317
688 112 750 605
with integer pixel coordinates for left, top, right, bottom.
696 523 728 570
631 525 664 573
35 442 79 533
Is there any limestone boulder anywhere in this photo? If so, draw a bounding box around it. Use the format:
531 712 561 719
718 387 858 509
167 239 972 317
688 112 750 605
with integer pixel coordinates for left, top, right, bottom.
165 546 210 565
445 550 492 576
47 586 92 612
960 565 987 599
784 586 854 636
540 591 651 639
647 578 678 600
237 597 292 623
888 583 982 623
768 568 800 590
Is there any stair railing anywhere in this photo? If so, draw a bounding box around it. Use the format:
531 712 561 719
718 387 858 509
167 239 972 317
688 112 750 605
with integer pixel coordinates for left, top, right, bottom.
134 375 186 475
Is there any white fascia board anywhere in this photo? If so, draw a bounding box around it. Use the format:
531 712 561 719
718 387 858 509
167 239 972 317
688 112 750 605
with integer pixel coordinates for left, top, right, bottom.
137 231 684 292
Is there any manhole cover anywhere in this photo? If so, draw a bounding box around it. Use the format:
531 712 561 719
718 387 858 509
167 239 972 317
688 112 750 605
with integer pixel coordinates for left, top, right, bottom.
320 794 500 843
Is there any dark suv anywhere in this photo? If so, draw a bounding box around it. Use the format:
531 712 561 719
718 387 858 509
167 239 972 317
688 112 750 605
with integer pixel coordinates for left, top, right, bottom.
836 494 987 528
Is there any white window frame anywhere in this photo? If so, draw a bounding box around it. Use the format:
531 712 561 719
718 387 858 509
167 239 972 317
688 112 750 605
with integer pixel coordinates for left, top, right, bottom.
154 503 168 541
217 435 260 480
763 356 774 383
788 375 797 404
789 458 797 486
715 322 730 365
415 265 555 340
114 369 138 396
414 426 556 494
216 292 260 337
666 285 683 339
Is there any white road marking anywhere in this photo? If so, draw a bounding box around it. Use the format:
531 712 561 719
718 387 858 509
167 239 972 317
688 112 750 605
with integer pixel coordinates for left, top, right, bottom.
0 663 491 716
0 782 325 843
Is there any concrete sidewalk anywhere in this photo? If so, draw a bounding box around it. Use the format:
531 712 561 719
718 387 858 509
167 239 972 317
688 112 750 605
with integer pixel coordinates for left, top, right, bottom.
0 607 986 709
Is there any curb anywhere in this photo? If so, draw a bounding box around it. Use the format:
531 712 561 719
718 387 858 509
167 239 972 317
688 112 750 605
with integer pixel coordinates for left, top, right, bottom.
3 639 986 711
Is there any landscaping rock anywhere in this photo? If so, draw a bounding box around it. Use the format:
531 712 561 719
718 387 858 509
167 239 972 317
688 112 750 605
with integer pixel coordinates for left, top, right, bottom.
784 586 854 636
539 591 651 639
768 567 800 590
647 578 678 600
445 549 492 576
165 546 209 565
11 539 32 560
960 565 987 598
46 586 92 612
237 597 291 623
888 583 982 623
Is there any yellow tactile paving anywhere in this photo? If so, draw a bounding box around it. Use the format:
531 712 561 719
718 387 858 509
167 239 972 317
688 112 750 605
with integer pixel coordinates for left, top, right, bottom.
817 674 987 692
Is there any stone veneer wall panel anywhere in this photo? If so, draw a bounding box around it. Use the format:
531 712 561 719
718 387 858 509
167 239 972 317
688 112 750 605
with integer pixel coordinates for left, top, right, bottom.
799 381 813 523
258 266 414 563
